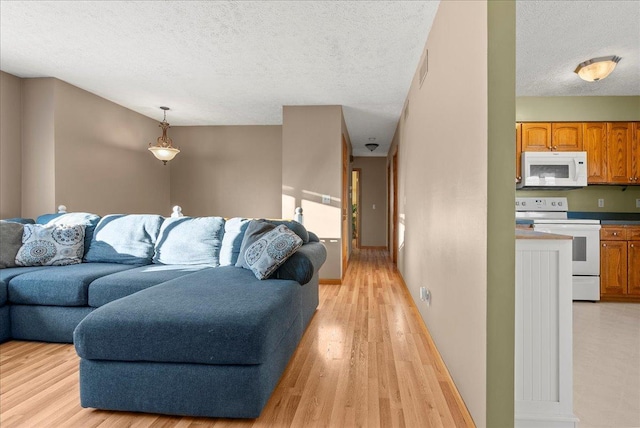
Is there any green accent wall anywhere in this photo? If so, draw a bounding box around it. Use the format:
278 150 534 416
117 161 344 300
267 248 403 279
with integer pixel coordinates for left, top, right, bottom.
516 96 640 213
487 1 515 427
517 186 640 212
516 96 640 121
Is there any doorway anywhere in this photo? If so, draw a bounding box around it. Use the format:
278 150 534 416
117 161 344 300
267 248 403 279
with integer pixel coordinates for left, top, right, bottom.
351 169 361 249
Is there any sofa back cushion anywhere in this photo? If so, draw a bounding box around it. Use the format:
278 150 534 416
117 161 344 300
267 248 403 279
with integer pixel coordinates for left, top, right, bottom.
153 216 225 266
84 214 164 265
39 212 100 258
15 223 86 266
0 221 24 269
219 217 251 266
2 217 35 225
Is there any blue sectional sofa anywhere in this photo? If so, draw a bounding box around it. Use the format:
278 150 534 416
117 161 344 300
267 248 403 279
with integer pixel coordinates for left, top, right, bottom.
0 211 326 418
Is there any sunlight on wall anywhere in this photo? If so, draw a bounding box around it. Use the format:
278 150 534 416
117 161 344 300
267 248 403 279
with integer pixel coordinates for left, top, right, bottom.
398 213 406 252
282 194 296 220
301 199 341 239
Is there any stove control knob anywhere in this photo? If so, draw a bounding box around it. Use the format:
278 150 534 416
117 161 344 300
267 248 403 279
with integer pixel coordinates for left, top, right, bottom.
522 202 526 207
551 202 556 206
558 202 563 207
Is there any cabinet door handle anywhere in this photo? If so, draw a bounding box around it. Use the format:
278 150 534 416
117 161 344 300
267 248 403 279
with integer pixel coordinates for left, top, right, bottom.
603 243 607 247
612 232 618 236
632 244 635 248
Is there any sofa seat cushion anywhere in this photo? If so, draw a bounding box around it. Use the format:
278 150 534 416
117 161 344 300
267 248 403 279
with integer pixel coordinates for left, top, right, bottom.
0 266 52 283
75 266 302 365
8 263 136 306
88 264 213 307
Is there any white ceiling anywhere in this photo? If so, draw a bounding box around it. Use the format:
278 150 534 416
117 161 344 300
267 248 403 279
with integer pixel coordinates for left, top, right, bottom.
516 0 640 96
1 1 638 157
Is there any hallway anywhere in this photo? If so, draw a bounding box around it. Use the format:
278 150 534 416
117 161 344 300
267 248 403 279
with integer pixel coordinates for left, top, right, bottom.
0 249 473 427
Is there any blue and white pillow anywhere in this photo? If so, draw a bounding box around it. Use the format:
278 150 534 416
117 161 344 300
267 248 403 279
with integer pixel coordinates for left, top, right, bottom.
243 224 303 280
15 223 86 266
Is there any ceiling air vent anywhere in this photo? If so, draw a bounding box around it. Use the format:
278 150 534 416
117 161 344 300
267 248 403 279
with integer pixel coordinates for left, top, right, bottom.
419 49 428 87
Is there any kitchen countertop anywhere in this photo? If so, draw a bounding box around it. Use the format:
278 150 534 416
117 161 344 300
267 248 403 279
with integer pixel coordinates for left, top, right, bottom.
516 229 572 240
568 211 640 223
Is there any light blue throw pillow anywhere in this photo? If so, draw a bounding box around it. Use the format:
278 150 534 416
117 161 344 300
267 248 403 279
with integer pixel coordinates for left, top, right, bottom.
219 217 251 266
84 214 164 265
153 216 225 266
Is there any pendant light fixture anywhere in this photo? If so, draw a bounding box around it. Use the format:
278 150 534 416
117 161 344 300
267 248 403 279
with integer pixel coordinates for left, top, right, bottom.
574 56 621 82
365 137 379 152
148 106 180 165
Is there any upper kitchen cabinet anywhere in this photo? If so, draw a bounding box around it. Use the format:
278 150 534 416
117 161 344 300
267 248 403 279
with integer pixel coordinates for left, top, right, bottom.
516 122 640 186
583 122 607 184
630 122 640 183
521 122 583 152
521 123 551 151
607 122 633 184
551 123 583 151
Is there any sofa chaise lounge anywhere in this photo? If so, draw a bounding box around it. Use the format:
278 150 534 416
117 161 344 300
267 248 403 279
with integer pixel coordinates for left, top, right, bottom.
0 210 326 418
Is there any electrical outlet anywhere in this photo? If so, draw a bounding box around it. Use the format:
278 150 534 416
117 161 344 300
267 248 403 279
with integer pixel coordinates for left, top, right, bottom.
636 199 640 208
598 199 605 208
419 287 431 306
321 195 331 204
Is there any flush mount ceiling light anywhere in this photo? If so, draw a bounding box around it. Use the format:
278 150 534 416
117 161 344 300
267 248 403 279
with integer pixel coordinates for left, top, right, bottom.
365 137 379 152
574 56 621 82
148 106 180 165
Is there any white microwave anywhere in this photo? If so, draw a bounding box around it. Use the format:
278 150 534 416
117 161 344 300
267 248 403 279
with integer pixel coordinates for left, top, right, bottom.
518 151 588 189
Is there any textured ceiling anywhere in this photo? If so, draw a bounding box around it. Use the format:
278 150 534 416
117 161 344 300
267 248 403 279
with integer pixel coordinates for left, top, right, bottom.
1 2 638 158
0 1 439 157
516 0 640 96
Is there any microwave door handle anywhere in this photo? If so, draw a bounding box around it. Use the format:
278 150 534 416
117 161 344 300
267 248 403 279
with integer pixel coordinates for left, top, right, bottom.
575 157 585 179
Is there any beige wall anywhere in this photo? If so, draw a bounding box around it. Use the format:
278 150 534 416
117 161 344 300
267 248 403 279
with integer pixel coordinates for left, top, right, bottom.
21 78 56 218
0 72 23 218
352 157 387 247
19 77 170 218
516 96 640 212
169 125 282 218
282 105 345 280
388 1 513 425
53 80 170 216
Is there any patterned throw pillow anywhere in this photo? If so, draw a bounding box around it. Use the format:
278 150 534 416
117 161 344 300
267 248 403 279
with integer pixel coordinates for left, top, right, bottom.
244 224 303 280
15 224 86 267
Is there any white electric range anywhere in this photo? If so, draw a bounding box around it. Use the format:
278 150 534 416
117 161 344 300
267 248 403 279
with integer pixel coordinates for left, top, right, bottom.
516 197 601 301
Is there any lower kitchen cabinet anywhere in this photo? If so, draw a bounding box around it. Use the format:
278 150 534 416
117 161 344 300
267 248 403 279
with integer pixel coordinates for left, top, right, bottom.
600 225 640 301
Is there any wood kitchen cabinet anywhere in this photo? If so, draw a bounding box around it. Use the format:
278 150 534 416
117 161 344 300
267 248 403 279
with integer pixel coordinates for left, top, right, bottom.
521 123 551 151
600 225 640 301
516 121 640 186
583 122 607 183
552 122 583 151
607 122 633 184
630 122 640 183
521 122 583 152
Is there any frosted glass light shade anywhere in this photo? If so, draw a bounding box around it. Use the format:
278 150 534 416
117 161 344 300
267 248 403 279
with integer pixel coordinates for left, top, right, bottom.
148 146 180 164
574 56 621 82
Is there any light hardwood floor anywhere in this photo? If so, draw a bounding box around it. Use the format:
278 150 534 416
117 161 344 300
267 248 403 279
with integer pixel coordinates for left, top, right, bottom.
0 249 474 427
